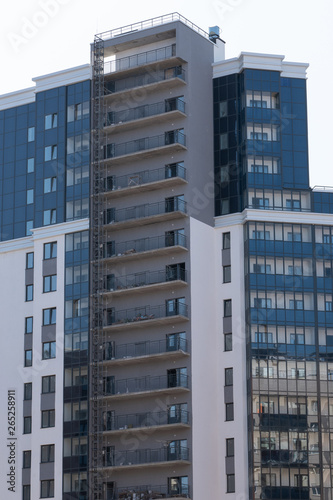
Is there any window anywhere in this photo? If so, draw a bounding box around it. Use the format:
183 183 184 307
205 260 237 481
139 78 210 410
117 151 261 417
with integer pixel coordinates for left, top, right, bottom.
290 333 305 344
45 113 57 129
323 234 333 244
224 299 232 317
41 410 55 428
169 476 189 496
225 368 233 386
166 297 186 317
44 177 57 193
23 485 31 500
27 158 34 173
43 275 57 293
24 383 32 400
43 209 57 225
24 350 32 367
220 101 227 117
224 333 232 352
27 127 35 142
289 299 303 310
23 450 31 468
250 99 267 108
251 164 268 173
326 301 333 312
252 197 269 208
41 444 55 463
253 264 271 274
42 342 56 360
254 298 272 308
286 199 301 210
223 232 230 249
252 230 270 240
255 332 273 343
226 438 234 457
41 479 54 498
26 221 33 236
42 375 56 394
220 133 228 149
223 266 231 283
26 252 34 269
226 403 234 422
165 194 185 213
24 416 31 434
287 231 301 242
44 145 57 161
67 102 89 122
26 189 34 204
44 242 57 259
26 284 33 302
25 317 33 334
250 131 268 141
43 308 56 325
165 228 185 247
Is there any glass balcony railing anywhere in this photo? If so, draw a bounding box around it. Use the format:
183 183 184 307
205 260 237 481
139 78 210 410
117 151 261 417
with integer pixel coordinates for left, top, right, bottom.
102 409 189 432
104 66 185 95
114 484 190 499
104 199 187 225
261 486 309 499
103 374 189 396
104 301 188 327
103 446 189 467
261 449 308 465
103 233 187 258
104 164 186 192
104 130 186 159
104 268 187 292
104 44 176 74
105 97 185 126
103 337 188 361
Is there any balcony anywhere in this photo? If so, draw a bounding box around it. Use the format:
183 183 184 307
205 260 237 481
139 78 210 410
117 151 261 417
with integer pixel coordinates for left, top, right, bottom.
104 98 186 133
102 446 190 470
113 483 190 499
104 44 186 77
103 164 187 198
261 450 308 466
104 66 186 100
102 233 187 263
102 338 189 366
103 130 186 164
101 374 189 400
103 301 189 332
260 413 308 431
103 199 187 230
103 268 187 296
102 409 190 434
261 487 309 499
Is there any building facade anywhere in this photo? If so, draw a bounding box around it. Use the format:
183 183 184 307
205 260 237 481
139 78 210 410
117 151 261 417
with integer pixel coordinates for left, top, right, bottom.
0 12 332 500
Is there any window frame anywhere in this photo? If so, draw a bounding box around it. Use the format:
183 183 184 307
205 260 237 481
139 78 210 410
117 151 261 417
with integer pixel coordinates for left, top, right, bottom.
26 252 34 269
44 242 57 260
41 409 55 429
42 375 56 394
24 382 32 401
42 341 56 360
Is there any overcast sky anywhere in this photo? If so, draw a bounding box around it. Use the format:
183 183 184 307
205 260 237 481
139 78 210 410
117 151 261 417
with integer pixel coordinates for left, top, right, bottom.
0 0 331 187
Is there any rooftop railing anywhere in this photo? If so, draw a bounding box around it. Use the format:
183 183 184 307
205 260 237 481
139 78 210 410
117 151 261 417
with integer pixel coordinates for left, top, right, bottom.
97 12 209 41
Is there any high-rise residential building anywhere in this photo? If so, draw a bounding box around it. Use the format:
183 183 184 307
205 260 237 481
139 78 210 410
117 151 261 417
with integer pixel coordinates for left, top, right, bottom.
0 11 331 500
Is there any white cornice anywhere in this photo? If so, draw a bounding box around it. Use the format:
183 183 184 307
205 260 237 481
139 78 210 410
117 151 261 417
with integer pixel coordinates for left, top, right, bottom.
0 219 89 254
213 52 308 79
32 64 91 92
215 209 333 228
0 87 36 110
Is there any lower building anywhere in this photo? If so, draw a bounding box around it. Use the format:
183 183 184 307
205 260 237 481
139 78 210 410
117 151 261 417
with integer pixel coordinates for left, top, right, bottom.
0 12 332 500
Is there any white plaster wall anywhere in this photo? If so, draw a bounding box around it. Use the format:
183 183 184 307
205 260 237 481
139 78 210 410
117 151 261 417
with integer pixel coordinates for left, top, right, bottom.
215 220 248 500
190 217 220 499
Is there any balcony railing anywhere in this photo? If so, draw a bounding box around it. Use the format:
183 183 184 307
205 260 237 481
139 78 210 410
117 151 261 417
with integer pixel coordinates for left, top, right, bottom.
104 199 187 225
104 130 186 159
261 486 309 499
104 44 176 74
103 446 190 467
103 233 187 259
104 268 187 292
102 409 189 432
104 302 188 327
104 66 185 95
103 338 188 361
104 374 189 396
105 97 185 126
114 484 190 499
104 164 186 192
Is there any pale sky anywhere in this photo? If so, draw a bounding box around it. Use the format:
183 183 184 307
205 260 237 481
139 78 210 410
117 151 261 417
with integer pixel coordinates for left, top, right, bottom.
0 0 332 187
